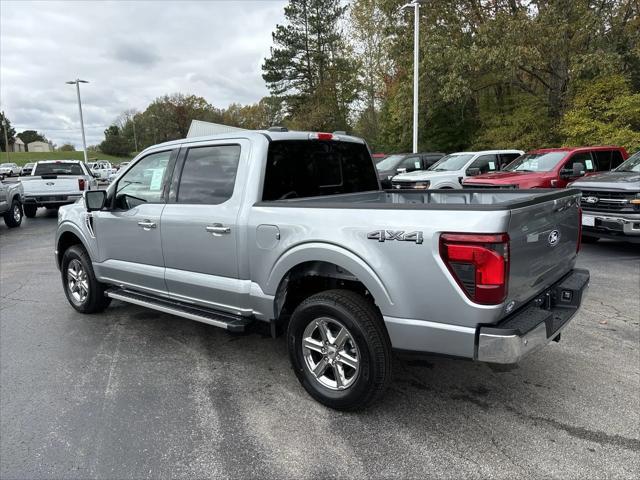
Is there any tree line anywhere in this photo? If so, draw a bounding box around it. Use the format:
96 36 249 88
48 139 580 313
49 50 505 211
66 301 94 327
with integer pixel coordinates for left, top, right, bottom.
66 0 640 156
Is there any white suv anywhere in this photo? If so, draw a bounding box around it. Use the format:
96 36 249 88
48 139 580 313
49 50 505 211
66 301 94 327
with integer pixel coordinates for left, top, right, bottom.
391 150 524 190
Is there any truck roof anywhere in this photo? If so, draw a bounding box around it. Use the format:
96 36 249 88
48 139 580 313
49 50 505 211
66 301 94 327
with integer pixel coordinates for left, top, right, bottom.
449 149 524 155
35 160 82 164
528 146 626 154
140 130 366 155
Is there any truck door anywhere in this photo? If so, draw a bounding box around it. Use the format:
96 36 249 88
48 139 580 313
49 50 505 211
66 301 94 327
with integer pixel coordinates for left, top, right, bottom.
556 151 596 187
92 149 176 293
160 139 250 314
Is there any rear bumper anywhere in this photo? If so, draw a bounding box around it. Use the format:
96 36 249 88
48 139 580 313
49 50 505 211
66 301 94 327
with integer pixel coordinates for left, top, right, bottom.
476 268 590 364
24 194 82 206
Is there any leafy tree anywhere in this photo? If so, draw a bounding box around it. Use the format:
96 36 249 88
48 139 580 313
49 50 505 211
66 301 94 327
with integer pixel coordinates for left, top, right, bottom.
560 75 640 152
17 130 48 147
0 112 16 152
262 0 360 131
58 144 76 151
99 125 132 156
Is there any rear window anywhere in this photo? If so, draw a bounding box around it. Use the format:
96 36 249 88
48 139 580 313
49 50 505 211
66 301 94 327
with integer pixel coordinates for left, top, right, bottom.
34 162 84 176
262 140 378 201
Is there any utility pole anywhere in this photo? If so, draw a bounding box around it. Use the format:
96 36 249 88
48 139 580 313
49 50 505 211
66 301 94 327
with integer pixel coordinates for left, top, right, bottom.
400 1 423 154
132 116 139 152
65 79 89 162
1 112 10 162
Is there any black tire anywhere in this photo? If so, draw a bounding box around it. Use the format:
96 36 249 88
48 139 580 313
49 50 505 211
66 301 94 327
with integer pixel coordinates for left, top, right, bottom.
3 198 22 228
287 289 392 410
61 245 111 313
24 204 37 218
582 234 600 243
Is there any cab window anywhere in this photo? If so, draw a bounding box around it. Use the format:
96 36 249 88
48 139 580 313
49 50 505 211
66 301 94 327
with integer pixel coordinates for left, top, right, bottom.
468 154 498 174
566 152 595 173
115 151 172 209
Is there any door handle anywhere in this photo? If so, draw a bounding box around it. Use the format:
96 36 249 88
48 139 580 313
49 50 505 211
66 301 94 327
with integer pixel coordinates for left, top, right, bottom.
138 220 157 230
206 223 231 236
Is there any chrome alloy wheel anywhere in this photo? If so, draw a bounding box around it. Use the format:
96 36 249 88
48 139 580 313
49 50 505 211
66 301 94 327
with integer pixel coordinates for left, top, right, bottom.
302 317 360 390
67 259 89 304
13 204 21 223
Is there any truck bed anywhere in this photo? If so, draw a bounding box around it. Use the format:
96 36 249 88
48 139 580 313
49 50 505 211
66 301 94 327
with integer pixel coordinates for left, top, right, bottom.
255 188 578 210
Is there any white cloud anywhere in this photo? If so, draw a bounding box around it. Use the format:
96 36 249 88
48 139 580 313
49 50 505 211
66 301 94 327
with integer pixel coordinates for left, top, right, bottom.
0 0 286 147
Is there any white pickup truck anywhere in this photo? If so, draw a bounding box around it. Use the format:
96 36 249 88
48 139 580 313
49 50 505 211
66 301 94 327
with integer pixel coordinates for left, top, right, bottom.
88 161 116 181
21 160 97 218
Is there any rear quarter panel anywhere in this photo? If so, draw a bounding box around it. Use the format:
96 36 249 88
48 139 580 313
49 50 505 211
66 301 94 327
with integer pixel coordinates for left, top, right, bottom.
246 205 511 328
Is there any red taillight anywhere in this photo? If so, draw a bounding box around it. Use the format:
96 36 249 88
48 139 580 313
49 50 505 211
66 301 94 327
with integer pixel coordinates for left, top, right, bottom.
309 132 333 141
577 207 582 253
78 178 86 191
439 233 510 305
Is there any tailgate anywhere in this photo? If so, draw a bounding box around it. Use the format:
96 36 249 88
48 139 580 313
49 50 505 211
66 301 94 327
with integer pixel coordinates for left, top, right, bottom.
506 191 581 309
22 176 82 195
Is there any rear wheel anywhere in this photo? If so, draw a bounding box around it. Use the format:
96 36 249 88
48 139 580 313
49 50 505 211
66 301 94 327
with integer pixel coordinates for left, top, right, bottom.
61 245 111 313
24 204 37 218
3 198 23 228
287 289 392 410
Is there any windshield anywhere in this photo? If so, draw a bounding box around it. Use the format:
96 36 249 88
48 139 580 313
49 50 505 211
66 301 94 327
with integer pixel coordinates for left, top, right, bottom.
376 154 406 171
1 163 14 167
25 163 35 168
429 154 475 171
33 162 84 176
615 152 640 172
503 152 566 172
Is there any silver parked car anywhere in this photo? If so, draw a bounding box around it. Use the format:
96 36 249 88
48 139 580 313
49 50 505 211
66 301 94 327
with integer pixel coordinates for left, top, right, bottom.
55 130 589 409
0 162 21 177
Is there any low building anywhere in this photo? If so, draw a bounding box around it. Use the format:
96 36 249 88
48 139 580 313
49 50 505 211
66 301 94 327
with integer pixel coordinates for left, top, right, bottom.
10 137 25 152
27 140 51 152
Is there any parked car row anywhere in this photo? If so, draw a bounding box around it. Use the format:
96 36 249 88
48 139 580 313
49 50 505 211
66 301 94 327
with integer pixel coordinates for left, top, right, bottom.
381 145 637 243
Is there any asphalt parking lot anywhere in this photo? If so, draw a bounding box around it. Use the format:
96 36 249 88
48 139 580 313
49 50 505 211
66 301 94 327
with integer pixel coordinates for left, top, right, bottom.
1 213 638 479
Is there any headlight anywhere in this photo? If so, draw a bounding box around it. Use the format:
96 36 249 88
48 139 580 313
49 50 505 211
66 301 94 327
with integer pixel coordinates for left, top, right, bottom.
412 181 430 190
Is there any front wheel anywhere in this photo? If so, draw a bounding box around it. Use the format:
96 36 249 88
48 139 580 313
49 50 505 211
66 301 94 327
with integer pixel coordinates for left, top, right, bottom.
61 245 111 313
3 198 23 228
287 289 392 410
23 204 37 218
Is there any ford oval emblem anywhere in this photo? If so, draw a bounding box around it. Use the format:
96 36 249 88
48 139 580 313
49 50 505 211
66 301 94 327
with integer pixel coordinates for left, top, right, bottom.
583 196 599 204
548 229 561 246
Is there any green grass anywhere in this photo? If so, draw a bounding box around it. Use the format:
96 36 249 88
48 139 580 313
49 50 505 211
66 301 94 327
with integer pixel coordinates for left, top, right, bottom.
1 151 133 166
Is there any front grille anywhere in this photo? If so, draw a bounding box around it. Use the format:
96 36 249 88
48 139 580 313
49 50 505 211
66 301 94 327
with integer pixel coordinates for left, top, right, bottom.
579 190 638 212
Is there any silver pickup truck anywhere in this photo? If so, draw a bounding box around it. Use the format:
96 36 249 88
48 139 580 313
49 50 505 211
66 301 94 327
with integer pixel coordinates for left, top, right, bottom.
0 177 24 228
55 130 589 409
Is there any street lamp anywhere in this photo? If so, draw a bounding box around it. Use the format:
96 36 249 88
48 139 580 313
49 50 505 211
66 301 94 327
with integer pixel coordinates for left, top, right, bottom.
66 79 89 162
400 1 424 154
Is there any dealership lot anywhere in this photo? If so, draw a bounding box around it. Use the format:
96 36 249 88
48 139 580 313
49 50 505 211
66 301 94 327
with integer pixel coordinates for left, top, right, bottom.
1 213 638 479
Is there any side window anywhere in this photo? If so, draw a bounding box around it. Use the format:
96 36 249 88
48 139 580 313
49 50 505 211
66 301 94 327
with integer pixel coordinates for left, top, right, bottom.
567 152 595 172
399 156 421 171
422 155 441 169
468 154 498 174
177 145 241 205
611 150 625 169
592 151 612 171
499 153 520 169
115 151 172 209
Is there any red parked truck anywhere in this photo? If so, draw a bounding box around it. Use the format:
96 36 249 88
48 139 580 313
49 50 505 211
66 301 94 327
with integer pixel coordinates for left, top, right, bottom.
463 146 628 189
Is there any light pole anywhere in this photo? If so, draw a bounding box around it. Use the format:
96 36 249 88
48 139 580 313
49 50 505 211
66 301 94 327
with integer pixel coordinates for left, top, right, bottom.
132 116 139 152
401 1 423 154
1 111 10 162
66 79 89 162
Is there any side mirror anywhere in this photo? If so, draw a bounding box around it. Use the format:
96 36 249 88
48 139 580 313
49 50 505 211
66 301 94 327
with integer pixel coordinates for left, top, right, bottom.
466 167 481 176
84 190 106 211
572 162 586 177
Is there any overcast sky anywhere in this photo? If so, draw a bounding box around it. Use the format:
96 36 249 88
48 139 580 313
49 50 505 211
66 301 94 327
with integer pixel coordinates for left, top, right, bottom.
0 0 287 147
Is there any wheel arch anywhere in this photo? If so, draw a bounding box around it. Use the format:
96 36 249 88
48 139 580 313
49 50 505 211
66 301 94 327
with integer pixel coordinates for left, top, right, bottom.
267 243 393 320
56 224 94 269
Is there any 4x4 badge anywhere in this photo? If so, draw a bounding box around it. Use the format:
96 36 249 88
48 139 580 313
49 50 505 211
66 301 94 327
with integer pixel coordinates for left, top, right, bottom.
367 230 423 244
